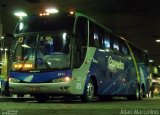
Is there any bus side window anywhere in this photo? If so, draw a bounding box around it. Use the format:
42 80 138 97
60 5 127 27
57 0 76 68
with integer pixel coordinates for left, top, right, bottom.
122 44 129 57
130 46 143 63
113 41 119 51
112 38 120 55
143 52 149 66
93 31 99 47
89 22 102 48
102 33 111 49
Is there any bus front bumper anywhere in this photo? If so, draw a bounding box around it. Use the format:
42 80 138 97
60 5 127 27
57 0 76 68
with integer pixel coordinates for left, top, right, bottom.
9 82 75 95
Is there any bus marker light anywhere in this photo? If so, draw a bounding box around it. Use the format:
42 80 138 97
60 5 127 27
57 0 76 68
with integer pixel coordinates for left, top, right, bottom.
45 8 59 14
14 12 27 17
156 39 160 43
69 11 74 15
39 13 50 16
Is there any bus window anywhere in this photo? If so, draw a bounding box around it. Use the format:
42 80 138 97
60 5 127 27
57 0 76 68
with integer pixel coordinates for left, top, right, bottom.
44 36 54 54
89 22 103 48
143 51 149 66
103 34 110 49
93 30 100 47
113 40 119 51
122 44 129 56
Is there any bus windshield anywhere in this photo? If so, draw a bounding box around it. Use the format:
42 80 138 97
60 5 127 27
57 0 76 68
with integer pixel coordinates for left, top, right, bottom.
11 32 71 71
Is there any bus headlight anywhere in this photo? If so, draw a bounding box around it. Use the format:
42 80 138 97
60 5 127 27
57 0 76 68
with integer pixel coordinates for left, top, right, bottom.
9 78 20 83
154 88 159 94
52 76 71 83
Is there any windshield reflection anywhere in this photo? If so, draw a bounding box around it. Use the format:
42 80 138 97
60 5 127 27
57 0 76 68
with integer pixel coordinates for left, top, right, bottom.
12 32 71 71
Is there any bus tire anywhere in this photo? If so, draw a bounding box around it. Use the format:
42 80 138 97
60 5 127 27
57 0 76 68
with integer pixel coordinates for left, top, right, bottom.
80 79 95 102
133 84 142 100
142 85 146 98
127 85 142 100
35 94 49 103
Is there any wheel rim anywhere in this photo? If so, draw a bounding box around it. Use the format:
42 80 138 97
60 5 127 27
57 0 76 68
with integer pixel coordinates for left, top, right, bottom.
140 88 143 98
136 88 140 99
86 81 94 100
136 87 142 99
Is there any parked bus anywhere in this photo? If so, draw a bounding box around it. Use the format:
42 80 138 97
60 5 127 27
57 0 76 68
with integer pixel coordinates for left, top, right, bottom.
0 34 12 96
9 12 149 102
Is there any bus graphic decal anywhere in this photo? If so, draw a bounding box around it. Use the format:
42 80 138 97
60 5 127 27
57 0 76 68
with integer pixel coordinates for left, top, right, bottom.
108 56 124 72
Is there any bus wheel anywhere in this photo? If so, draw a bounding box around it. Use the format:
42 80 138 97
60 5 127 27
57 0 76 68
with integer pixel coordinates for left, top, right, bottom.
142 87 146 98
133 85 142 100
127 85 142 100
136 86 142 100
35 94 49 103
81 79 95 102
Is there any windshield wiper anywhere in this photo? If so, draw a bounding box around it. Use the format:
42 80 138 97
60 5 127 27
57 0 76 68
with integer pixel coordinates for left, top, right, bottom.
36 49 51 69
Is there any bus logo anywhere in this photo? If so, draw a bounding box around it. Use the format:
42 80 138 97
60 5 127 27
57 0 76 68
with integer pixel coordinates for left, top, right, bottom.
108 56 124 72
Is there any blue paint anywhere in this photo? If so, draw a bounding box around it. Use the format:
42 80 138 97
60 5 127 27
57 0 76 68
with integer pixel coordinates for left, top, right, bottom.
10 70 72 83
84 49 148 96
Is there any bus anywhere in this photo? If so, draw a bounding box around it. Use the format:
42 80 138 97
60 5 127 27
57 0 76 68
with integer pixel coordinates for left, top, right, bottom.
8 12 149 102
0 35 12 96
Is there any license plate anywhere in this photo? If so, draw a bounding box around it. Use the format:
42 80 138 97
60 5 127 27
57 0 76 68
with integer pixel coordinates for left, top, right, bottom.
29 87 40 92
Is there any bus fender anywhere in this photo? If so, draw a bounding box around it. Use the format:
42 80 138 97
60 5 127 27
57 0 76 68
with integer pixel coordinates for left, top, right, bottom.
82 75 97 96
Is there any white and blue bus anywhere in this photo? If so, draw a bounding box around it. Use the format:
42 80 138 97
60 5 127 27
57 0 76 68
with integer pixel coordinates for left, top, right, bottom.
9 12 150 102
